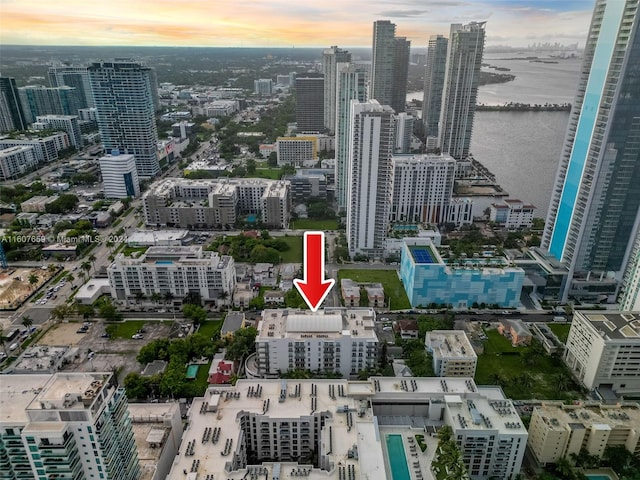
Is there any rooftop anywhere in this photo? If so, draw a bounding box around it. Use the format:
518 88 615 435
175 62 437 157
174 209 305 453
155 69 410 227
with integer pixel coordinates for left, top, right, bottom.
533 401 640 431
426 331 476 359
0 374 50 425
577 311 640 341
28 372 112 411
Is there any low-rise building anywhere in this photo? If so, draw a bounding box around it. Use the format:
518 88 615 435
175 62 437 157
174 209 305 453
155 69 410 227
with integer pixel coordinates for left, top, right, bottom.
33 114 83 148
489 199 535 229
221 312 246 338
394 319 419 339
0 131 70 163
340 278 360 307
233 282 255 309
264 290 284 305
254 308 379 378
0 145 38 180
126 229 191 247
400 238 524 309
75 278 111 305
207 351 235 384
99 152 140 199
498 319 533 346
564 310 640 396
20 194 57 212
527 401 640 466
426 330 477 377
107 246 235 308
364 284 385 308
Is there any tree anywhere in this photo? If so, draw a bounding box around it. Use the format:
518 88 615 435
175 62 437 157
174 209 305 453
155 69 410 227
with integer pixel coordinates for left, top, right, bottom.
47 264 58 274
225 327 257 361
150 292 161 304
21 316 33 331
182 304 207 326
246 158 256 174
81 261 91 278
66 273 75 287
28 273 38 286
164 291 174 307
51 304 75 322
0 326 9 357
98 299 122 322
88 254 97 273
134 291 145 305
124 373 151 400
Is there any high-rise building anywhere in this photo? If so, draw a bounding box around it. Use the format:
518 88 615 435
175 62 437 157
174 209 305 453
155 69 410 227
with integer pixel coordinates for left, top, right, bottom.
48 65 95 109
254 78 273 96
370 20 396 108
18 85 80 124
295 72 324 133
542 0 640 303
99 152 140 198
33 114 82 149
439 22 486 160
393 112 414 153
0 76 27 132
0 372 140 480
89 60 160 178
322 46 351 133
346 100 395 258
390 153 456 224
422 35 449 146
0 145 37 180
335 62 368 212
620 231 640 310
391 37 411 113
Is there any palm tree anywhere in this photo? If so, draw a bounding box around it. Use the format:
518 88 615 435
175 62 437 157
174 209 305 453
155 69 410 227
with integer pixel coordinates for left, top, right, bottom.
134 291 145 305
88 254 97 273
28 273 39 286
21 316 33 332
164 291 174 308
150 292 161 304
81 261 91 278
47 263 58 274
67 273 75 288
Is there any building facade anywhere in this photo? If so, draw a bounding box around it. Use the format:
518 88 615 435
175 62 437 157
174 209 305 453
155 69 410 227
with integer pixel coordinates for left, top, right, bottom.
0 132 70 164
322 46 351 133
390 153 456 224
489 199 536 229
254 79 273 96
564 310 640 396
33 114 83 149
143 178 291 229
391 37 411 114
620 231 640 310
99 152 141 199
346 100 395 258
254 308 379 378
527 401 640 466
18 85 80 124
295 73 324 133
0 372 140 480
48 65 95 109
89 60 160 178
335 62 368 212
107 246 235 306
422 35 449 146
426 330 477 377
400 239 524 308
0 76 27 132
370 20 396 108
393 112 414 154
0 145 37 180
439 22 486 160
542 0 640 303
276 136 318 167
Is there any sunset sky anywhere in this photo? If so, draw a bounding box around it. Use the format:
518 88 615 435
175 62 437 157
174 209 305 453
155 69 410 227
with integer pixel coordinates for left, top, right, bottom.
1 0 595 48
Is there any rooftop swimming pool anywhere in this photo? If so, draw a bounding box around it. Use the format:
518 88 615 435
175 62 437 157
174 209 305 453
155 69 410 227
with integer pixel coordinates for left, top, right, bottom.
386 435 411 480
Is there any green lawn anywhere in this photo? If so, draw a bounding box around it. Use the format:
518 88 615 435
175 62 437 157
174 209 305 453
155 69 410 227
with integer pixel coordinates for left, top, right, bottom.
105 321 150 339
278 236 304 263
291 219 339 230
337 269 411 310
548 323 571 343
197 320 223 339
254 168 282 180
193 360 212 396
475 329 582 400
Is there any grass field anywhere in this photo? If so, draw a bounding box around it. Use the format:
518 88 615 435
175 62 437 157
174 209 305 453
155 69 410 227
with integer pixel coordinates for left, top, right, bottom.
254 168 282 180
475 329 581 400
278 236 304 263
337 269 411 310
105 320 149 339
548 323 571 343
193 360 212 395
197 320 223 339
291 219 339 230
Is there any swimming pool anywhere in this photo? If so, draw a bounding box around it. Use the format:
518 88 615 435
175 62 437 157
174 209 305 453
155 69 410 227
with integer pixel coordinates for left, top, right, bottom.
386 435 411 480
185 364 199 379
586 475 613 480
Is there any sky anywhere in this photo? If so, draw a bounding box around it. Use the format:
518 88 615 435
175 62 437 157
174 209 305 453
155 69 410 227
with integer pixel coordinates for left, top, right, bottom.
0 0 595 48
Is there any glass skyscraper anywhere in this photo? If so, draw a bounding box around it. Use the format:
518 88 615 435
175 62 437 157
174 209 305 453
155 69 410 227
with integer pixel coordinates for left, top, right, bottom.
542 0 640 302
89 60 160 178
422 35 448 147
438 22 485 160
322 46 351 133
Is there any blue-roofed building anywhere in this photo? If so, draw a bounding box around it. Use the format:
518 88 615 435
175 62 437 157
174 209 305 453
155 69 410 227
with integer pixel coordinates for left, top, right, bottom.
400 238 524 308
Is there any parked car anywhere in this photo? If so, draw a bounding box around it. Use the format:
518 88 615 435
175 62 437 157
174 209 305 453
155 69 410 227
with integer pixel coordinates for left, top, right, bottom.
132 334 143 339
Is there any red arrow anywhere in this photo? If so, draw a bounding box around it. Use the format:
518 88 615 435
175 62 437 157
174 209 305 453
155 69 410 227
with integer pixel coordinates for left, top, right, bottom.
293 231 335 312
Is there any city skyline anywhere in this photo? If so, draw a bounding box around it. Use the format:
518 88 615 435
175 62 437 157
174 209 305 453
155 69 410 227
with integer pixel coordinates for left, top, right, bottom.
2 0 594 48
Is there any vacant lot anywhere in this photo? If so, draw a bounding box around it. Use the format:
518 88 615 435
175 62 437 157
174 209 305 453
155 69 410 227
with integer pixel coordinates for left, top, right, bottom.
337 269 411 310
38 322 89 346
292 219 339 231
278 236 304 263
475 329 582 400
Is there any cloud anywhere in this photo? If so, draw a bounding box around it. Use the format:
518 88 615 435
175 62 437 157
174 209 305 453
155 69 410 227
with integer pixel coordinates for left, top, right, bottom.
376 9 429 17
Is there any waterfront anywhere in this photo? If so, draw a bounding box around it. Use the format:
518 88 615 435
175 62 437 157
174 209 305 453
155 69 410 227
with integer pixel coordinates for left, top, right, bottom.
407 53 581 217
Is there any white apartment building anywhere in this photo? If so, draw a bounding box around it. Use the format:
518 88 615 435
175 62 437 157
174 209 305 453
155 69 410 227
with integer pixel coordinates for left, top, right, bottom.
254 79 273 96
426 330 477 377
99 152 140 198
192 100 239 117
0 132 70 163
391 153 456 224
254 308 379 378
346 100 395 258
20 194 58 212
489 199 535 229
0 372 140 480
107 246 235 307
167 376 526 480
33 114 83 148
527 401 640 466
276 136 318 167
142 177 291 229
0 145 37 180
394 112 414 154
564 310 640 395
